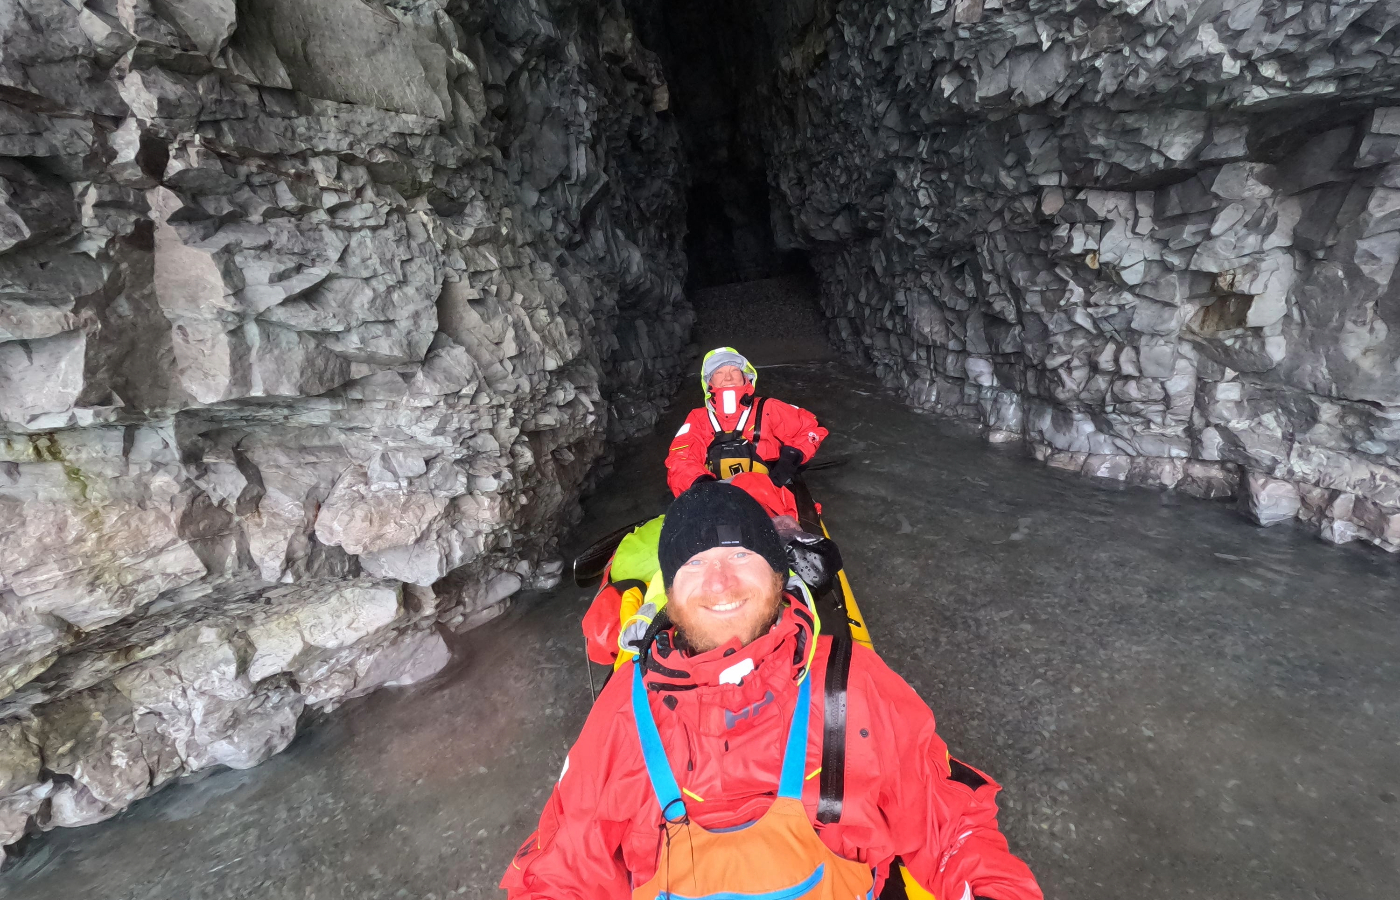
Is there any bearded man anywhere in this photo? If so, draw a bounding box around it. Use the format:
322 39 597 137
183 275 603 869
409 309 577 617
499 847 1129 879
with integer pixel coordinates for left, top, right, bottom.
503 482 1042 900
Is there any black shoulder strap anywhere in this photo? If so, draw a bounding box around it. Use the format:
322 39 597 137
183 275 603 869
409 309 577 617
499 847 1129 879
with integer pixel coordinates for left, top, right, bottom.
749 396 769 448
817 633 852 824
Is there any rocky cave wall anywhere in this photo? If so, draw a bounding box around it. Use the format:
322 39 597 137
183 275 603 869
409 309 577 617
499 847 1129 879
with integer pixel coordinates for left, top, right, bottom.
0 0 687 850
755 0 1400 550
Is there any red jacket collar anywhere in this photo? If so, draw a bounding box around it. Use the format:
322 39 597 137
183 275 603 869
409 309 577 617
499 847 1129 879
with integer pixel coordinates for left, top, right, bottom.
640 601 814 737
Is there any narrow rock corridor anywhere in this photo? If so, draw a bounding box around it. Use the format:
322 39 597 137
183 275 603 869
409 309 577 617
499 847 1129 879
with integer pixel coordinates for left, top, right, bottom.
4 0 1400 896
6 279 1398 899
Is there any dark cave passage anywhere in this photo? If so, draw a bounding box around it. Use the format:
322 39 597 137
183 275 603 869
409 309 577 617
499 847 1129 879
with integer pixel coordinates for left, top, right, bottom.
628 0 809 290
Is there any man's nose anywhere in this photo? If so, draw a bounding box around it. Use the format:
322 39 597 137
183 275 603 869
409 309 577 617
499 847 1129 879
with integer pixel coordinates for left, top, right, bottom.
701 559 736 592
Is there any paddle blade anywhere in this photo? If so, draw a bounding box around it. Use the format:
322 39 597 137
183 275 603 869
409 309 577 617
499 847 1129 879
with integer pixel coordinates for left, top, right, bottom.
572 517 647 587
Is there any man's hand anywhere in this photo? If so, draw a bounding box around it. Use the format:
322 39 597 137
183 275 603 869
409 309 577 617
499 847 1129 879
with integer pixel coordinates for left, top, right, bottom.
766 445 805 487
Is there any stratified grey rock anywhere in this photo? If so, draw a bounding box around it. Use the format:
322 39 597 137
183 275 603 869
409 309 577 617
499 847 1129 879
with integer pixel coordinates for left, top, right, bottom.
1242 472 1303 527
0 722 44 845
0 0 687 852
0 574 454 842
744 0 1400 551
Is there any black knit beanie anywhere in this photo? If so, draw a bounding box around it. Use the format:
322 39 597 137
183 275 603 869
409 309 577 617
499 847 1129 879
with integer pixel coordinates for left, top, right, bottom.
658 481 788 586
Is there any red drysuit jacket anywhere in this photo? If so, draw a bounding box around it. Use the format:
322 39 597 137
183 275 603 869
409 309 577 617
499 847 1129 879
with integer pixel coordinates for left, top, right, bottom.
665 399 828 497
501 607 1043 900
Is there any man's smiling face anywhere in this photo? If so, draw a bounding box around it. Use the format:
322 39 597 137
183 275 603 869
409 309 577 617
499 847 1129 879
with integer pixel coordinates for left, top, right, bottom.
667 545 784 653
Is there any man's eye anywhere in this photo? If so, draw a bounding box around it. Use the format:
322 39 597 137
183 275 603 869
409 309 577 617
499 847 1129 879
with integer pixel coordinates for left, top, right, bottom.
733 551 750 559
685 558 705 566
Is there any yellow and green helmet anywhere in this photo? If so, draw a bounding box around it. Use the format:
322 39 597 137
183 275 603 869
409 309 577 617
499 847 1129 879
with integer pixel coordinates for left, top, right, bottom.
700 347 758 394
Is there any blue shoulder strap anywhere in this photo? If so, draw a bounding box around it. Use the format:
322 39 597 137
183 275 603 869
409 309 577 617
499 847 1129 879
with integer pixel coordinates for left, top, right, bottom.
631 663 687 821
634 663 812 812
777 675 813 800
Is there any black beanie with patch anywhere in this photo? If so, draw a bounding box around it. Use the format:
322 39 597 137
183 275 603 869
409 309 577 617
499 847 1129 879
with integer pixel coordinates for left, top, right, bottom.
658 481 788 586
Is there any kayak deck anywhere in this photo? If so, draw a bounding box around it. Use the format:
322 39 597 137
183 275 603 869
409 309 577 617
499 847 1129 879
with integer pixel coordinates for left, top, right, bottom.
790 475 873 650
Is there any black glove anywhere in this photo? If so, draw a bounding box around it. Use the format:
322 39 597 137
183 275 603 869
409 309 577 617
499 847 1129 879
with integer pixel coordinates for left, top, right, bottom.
689 473 717 489
766 445 804 487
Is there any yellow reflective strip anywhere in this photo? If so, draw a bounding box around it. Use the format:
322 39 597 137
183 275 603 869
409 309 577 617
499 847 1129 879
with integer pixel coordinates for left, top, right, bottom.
681 787 705 803
670 443 689 452
805 767 822 781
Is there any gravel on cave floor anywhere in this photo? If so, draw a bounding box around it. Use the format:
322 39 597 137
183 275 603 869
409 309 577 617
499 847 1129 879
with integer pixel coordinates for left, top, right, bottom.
5 280 1398 900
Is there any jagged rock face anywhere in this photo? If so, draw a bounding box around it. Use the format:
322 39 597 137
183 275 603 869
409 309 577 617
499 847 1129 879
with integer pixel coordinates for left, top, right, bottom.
0 0 687 847
757 0 1400 550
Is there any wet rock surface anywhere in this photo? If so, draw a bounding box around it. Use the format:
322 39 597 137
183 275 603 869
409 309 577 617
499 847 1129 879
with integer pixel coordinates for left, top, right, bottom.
3 296 1396 898
0 0 687 848
748 0 1400 554
689 274 835 367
